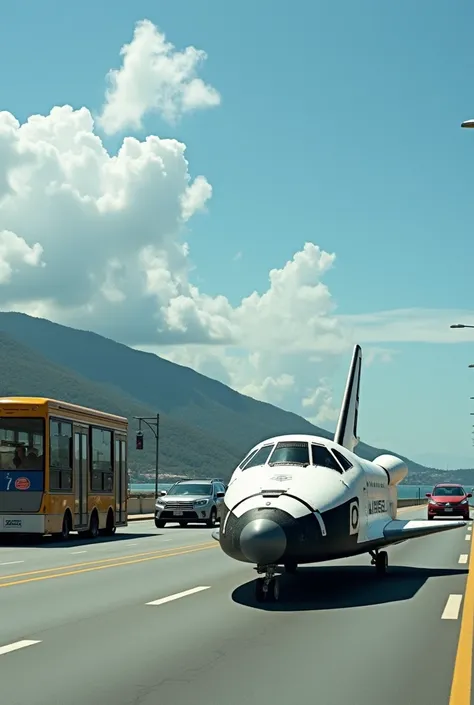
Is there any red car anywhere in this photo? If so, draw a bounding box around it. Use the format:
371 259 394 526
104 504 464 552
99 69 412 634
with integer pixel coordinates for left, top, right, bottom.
426 484 472 520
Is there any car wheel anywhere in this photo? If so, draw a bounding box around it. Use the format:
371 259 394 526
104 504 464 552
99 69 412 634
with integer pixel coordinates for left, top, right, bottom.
206 507 217 528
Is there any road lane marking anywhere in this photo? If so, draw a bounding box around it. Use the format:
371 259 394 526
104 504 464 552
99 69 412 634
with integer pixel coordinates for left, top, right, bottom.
70 551 87 555
0 561 24 567
449 521 474 704
0 640 41 656
459 555 469 564
146 586 211 606
442 595 463 620
0 543 217 588
0 541 214 583
465 535 471 541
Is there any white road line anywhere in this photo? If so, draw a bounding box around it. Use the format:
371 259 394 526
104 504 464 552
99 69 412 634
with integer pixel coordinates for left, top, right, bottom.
468 525 472 531
441 594 463 620
0 561 24 567
0 640 42 656
459 554 469 564
146 586 211 606
70 551 87 555
465 534 471 541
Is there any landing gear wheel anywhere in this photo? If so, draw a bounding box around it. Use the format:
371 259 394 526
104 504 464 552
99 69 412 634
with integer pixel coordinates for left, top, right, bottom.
206 508 217 528
269 577 280 601
375 550 388 576
255 574 280 602
255 578 265 602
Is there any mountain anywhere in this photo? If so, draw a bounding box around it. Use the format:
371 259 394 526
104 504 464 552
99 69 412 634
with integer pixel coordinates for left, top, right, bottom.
0 311 465 482
0 331 240 478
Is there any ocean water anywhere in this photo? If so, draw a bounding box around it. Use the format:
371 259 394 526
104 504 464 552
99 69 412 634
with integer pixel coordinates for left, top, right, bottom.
130 482 437 500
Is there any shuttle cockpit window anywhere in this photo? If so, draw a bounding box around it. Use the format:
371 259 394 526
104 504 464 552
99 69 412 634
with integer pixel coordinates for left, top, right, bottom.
241 444 275 470
268 441 309 466
311 444 343 473
238 448 258 469
332 449 353 471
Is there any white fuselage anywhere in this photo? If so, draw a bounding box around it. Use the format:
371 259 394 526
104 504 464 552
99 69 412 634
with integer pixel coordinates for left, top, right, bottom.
218 434 399 566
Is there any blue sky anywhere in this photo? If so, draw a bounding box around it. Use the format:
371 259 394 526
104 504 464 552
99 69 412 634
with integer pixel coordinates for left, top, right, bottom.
1 0 474 468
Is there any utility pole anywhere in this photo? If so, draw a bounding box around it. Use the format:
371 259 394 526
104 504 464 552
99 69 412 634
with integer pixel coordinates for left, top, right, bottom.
133 414 160 499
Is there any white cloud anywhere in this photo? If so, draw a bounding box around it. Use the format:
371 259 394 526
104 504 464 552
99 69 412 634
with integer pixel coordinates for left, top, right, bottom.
0 19 468 433
98 19 221 135
340 308 474 344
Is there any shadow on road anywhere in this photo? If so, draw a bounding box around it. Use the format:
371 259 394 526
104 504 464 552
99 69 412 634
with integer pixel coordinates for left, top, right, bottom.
0 531 160 549
232 564 469 612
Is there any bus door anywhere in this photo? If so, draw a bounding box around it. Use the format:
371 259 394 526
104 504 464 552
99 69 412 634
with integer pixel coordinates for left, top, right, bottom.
73 428 88 528
114 436 127 524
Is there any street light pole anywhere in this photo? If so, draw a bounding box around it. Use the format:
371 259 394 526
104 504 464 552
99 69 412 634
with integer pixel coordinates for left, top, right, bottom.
133 414 160 499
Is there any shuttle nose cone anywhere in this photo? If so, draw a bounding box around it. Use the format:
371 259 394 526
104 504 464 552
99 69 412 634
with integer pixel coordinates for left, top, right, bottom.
239 518 287 564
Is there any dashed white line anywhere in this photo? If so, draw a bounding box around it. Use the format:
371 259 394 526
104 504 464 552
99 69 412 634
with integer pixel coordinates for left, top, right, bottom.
70 550 87 554
459 554 469 564
0 640 42 656
441 594 463 620
146 586 211 606
0 561 24 567
465 534 471 541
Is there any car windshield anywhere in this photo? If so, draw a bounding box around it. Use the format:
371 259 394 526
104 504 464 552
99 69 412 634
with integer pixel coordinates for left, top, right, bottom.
166 483 212 496
0 417 45 471
268 441 309 466
433 486 465 496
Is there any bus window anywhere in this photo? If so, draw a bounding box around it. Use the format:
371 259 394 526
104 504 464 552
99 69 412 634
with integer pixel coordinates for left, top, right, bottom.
91 428 113 491
49 420 73 490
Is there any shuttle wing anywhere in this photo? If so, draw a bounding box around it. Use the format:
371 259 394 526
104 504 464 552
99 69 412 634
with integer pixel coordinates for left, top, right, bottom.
383 518 466 543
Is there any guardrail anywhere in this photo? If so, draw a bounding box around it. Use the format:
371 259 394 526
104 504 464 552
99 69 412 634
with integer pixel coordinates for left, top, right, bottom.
126 492 429 515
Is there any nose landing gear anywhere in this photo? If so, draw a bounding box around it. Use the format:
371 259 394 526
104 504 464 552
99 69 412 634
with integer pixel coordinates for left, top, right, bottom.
370 549 388 575
255 564 280 602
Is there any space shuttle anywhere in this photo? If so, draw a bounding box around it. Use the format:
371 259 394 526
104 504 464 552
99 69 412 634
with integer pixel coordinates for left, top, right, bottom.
212 344 467 602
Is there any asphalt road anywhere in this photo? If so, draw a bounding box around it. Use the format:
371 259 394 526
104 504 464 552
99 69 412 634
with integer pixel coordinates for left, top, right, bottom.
0 507 471 705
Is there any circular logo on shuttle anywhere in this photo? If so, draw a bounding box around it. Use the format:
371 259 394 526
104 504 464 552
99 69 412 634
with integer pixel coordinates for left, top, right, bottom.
349 500 359 535
15 477 30 491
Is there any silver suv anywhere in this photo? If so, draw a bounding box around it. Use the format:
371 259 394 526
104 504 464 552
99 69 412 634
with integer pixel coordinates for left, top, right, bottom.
154 478 226 528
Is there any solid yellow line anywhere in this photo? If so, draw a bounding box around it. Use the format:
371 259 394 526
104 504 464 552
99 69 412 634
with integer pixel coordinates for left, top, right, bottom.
448 535 473 705
0 544 218 588
0 541 215 583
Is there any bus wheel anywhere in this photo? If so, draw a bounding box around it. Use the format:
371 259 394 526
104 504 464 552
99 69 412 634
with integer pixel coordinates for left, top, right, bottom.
88 512 99 539
58 513 71 541
103 511 116 536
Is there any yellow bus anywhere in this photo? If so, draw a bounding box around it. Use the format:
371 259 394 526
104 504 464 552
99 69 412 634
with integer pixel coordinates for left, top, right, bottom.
0 397 128 539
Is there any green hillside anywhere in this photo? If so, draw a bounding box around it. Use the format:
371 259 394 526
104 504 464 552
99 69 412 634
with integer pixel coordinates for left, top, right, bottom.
0 332 240 478
0 311 456 482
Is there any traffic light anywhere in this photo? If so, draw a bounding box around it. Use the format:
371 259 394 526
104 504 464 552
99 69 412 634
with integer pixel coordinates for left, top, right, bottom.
136 432 144 450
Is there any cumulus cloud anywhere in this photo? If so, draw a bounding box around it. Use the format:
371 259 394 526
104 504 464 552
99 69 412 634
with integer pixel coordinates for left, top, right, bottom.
0 18 447 430
98 19 221 134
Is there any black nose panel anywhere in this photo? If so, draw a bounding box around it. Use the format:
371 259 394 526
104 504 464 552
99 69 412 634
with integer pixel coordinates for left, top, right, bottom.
239 518 287 564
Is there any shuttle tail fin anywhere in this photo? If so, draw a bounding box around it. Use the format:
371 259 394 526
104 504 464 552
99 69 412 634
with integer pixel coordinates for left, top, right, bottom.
334 344 362 452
